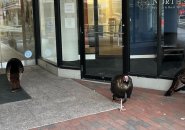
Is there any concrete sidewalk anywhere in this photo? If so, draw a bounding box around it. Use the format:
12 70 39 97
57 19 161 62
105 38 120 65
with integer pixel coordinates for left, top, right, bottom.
0 66 118 130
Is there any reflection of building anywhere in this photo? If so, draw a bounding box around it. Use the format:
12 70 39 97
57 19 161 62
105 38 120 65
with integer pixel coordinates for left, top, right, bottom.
2 0 21 26
0 4 3 25
0 0 35 65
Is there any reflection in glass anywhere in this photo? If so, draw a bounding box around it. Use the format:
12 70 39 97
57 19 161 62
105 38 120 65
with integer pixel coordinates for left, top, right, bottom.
84 0 123 78
160 1 185 78
39 0 57 63
0 0 35 68
60 0 79 68
85 0 122 56
130 0 157 76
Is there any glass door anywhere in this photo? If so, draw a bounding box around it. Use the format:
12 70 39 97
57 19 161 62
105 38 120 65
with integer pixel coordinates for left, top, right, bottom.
129 0 158 76
82 0 125 79
159 0 185 78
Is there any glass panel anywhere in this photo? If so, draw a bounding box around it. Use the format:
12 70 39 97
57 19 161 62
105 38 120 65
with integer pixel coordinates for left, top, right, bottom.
39 0 57 63
160 0 185 78
60 0 80 68
84 0 123 78
0 0 35 69
130 0 157 76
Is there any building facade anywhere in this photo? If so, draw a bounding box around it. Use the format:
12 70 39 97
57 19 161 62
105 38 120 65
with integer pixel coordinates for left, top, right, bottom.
1 0 185 91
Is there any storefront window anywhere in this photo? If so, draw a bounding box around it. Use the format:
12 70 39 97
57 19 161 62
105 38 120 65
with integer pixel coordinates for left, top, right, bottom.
39 0 57 63
130 0 157 76
83 0 123 78
160 0 185 78
0 0 35 68
60 0 79 68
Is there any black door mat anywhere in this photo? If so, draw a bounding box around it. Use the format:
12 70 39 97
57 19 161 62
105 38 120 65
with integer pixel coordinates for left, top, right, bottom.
0 74 31 104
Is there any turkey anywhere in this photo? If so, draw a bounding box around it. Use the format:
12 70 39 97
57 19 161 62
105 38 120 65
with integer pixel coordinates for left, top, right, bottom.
6 58 24 92
165 68 185 96
111 74 133 111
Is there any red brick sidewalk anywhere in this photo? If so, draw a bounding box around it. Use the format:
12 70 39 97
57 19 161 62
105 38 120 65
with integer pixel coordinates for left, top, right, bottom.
31 80 185 130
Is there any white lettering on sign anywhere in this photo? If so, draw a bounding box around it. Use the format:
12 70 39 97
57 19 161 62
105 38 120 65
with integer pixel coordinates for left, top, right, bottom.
137 0 185 9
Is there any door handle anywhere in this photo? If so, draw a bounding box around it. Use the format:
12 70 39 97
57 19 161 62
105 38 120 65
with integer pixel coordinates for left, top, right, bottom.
80 27 83 34
117 34 124 47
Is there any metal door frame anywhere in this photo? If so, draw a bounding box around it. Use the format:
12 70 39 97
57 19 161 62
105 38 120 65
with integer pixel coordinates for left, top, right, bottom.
79 0 130 81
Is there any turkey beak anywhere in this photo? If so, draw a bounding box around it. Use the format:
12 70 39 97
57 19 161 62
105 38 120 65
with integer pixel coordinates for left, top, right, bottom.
124 76 129 82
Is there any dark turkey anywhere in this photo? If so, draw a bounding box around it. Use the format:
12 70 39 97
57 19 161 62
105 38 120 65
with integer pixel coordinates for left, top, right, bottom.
111 75 133 110
165 68 185 96
6 58 24 92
